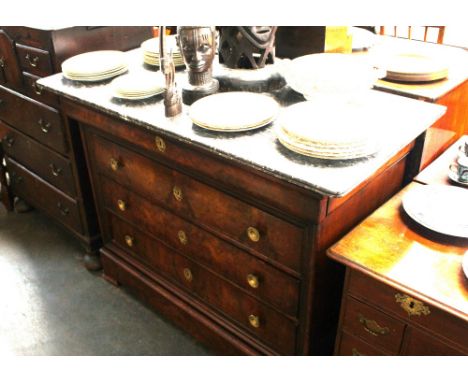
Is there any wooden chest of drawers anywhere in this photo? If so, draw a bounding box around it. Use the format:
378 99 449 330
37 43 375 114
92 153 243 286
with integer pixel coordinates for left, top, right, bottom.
56 93 421 355
0 26 152 269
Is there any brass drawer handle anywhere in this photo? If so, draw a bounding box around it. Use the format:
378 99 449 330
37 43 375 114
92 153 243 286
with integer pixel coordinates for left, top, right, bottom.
246 273 260 289
178 230 188 245
109 158 121 171
3 135 15 147
117 199 127 211
395 293 430 317
124 235 134 248
183 267 193 282
358 313 389 336
25 53 39 68
32 81 43 95
38 118 51 133
155 136 166 153
351 348 364 356
49 163 62 177
57 202 69 216
247 226 260 242
172 186 183 202
248 314 260 328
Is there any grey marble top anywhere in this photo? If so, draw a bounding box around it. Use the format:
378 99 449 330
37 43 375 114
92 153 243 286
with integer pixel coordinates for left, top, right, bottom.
38 49 446 198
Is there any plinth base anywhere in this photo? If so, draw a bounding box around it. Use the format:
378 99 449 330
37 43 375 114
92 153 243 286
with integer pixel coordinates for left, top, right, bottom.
182 79 220 105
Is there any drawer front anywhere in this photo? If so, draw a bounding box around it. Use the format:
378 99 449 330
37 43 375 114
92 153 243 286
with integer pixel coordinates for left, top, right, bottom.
22 72 59 107
0 85 67 154
102 177 300 317
336 331 388 356
16 44 53 77
347 270 468 351
404 327 465 356
7 158 83 234
89 133 304 271
108 214 297 355
341 296 405 354
2 124 76 197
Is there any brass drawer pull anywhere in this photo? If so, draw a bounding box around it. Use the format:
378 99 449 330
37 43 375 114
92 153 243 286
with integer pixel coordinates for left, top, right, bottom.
351 348 364 356
25 53 39 68
247 226 260 242
117 199 127 211
248 314 260 328
395 293 431 317
246 274 260 289
358 313 389 336
57 202 69 216
172 186 183 202
32 81 43 95
38 118 51 133
49 163 62 177
178 230 188 245
183 267 193 282
155 136 166 153
4 135 15 147
124 235 134 248
109 158 121 171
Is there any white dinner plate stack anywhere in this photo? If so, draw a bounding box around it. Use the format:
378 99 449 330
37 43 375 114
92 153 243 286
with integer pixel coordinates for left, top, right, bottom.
62 50 128 82
277 101 379 160
110 71 165 100
189 92 279 132
141 36 185 68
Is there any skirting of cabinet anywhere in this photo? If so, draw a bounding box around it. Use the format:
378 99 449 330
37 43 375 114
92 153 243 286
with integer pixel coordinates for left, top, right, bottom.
101 245 286 355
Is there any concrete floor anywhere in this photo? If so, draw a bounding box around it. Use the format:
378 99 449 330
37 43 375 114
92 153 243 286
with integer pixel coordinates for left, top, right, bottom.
0 203 211 355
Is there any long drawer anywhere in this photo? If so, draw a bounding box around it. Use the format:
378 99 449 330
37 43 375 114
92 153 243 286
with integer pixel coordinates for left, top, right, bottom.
7 157 83 234
101 176 300 317
22 72 60 107
2 123 76 197
0 85 67 154
347 270 468 352
88 132 304 271
16 44 53 77
108 212 298 354
336 331 389 356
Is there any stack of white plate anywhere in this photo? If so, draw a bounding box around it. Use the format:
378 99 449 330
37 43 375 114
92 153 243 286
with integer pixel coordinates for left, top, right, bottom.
110 71 165 100
141 36 185 68
189 92 279 132
277 101 379 160
62 50 128 82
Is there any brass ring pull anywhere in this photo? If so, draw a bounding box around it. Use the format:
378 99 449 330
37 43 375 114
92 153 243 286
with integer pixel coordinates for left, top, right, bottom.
109 158 120 171
57 202 69 216
4 135 14 147
183 267 193 282
49 163 62 177
25 53 39 67
247 226 260 242
358 313 389 336
32 81 43 95
172 186 183 202
117 199 127 211
124 235 134 248
155 136 166 153
248 314 260 328
38 118 50 133
395 293 431 317
246 274 260 289
178 230 188 245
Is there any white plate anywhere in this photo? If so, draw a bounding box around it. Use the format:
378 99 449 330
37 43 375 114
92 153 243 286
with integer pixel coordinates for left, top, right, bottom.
62 50 127 77
189 92 279 132
112 90 164 100
63 66 128 82
141 36 180 54
111 71 165 94
402 185 468 238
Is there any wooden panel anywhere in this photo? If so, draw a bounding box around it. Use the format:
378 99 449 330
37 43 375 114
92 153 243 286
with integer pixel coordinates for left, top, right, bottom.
403 327 464 355
0 86 67 154
7 157 83 234
88 132 304 271
16 44 53 77
0 29 22 90
341 296 405 354
22 71 59 107
2 124 75 197
336 331 389 356
347 270 468 352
